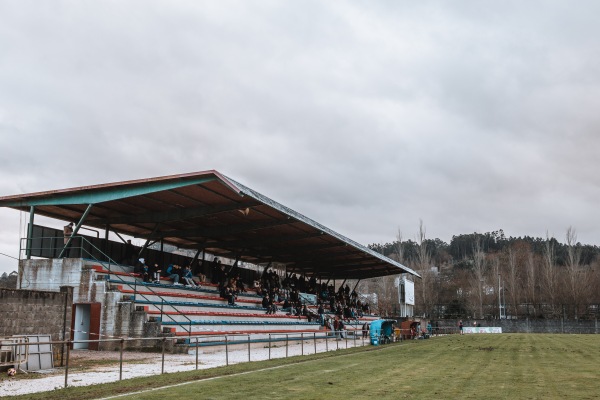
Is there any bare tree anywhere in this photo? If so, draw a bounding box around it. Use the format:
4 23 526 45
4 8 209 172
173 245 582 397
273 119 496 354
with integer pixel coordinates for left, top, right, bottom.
490 254 503 319
394 228 405 264
471 237 486 319
540 232 560 317
504 245 521 318
524 250 538 317
565 227 584 319
414 220 434 317
363 275 397 316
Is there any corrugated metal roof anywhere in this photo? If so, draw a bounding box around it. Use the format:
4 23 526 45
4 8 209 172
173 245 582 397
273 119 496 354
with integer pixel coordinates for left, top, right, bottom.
0 171 419 280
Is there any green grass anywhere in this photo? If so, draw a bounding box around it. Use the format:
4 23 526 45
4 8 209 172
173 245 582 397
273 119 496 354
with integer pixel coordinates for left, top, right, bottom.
6 334 600 399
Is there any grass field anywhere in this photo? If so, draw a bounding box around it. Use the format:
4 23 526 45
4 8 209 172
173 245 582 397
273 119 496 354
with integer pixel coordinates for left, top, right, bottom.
7 334 600 399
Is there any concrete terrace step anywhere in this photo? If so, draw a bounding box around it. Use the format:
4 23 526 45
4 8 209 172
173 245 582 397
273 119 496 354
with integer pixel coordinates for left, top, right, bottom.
134 301 306 323
164 324 323 336
145 309 308 323
133 299 266 314
162 320 320 326
163 322 321 336
115 284 262 306
181 331 334 347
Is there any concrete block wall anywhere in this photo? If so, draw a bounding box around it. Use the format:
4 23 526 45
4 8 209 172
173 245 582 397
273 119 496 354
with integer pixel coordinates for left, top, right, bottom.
0 286 73 341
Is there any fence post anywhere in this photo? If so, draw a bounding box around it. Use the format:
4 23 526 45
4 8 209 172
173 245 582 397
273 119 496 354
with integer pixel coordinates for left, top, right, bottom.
225 335 229 366
325 331 328 352
64 340 71 388
119 338 124 381
313 332 317 354
345 330 348 349
268 334 271 360
286 334 289 358
248 334 251 362
195 337 199 370
301 332 304 356
161 338 166 374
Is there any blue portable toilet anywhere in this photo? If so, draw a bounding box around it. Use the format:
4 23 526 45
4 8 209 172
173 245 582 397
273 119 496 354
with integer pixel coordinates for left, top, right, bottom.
369 319 396 345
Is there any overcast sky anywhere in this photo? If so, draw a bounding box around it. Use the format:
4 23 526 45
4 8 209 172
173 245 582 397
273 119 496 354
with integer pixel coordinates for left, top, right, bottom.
1 1 599 275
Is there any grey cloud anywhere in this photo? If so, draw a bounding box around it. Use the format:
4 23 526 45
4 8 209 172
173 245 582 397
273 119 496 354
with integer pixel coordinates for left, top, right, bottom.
1 1 600 275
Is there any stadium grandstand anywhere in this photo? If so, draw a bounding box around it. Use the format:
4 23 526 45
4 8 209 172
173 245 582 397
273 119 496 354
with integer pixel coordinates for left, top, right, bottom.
0 170 419 350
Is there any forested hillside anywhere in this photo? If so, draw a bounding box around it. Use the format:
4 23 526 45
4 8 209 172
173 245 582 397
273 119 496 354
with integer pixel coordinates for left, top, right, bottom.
368 228 600 320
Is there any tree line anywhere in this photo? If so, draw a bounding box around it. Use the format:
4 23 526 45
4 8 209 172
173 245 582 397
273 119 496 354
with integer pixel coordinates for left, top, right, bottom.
368 225 600 320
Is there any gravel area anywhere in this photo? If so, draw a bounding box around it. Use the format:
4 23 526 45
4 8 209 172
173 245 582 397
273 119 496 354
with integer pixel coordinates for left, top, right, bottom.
0 337 369 397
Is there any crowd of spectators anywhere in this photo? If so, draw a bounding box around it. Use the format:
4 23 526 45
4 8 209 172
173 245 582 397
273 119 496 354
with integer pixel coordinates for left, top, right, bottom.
210 258 247 306
134 258 203 288
132 256 372 327
255 269 371 325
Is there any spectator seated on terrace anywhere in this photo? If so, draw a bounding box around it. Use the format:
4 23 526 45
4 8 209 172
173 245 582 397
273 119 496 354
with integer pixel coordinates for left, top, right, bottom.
216 263 228 291
223 284 237 306
195 271 206 284
151 263 162 284
141 263 150 283
220 275 238 305
286 302 296 316
182 266 198 288
362 303 370 315
252 279 261 293
165 264 181 285
302 304 318 322
294 301 303 317
262 295 277 314
234 273 246 293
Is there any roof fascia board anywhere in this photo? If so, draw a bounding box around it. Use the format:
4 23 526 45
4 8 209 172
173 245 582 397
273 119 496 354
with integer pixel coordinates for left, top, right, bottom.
1 177 217 207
